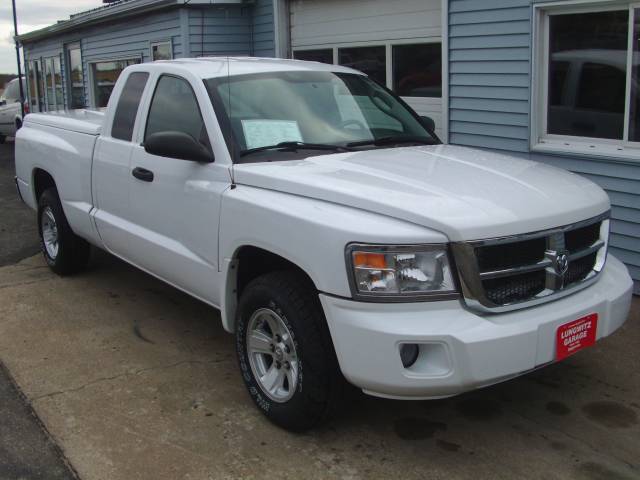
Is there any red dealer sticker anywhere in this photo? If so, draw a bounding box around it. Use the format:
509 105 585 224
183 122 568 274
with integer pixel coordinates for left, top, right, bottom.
556 313 598 361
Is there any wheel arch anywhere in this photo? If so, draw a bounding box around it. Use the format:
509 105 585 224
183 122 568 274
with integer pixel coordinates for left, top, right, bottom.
32 168 57 204
221 244 319 333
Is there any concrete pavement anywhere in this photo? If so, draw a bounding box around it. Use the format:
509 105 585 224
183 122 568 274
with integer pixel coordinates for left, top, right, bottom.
0 251 638 479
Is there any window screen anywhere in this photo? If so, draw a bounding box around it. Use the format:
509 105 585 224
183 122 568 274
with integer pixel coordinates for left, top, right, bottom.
111 72 149 141
145 75 210 152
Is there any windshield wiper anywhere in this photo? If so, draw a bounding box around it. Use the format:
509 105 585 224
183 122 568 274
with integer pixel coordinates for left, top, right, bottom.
347 135 436 148
240 141 353 157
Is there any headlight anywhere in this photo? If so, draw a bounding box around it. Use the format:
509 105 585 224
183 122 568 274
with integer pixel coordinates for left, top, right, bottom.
346 244 458 301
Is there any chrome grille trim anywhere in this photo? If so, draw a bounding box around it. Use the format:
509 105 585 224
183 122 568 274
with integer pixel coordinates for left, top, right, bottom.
451 212 610 313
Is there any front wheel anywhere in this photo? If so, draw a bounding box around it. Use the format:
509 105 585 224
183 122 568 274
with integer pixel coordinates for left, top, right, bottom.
38 188 90 275
236 271 344 431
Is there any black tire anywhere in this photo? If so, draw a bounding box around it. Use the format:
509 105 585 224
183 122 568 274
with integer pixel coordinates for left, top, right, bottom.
0 135 5 144
236 271 344 432
38 187 90 275
15 119 22 131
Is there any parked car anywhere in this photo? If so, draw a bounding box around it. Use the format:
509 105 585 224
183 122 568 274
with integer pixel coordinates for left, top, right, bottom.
0 77 27 143
14 58 633 431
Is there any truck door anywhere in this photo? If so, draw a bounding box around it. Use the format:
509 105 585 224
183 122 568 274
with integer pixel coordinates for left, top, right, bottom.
126 74 231 304
92 71 150 258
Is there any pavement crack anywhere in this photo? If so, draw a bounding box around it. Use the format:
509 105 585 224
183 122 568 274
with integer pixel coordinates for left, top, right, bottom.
30 358 227 402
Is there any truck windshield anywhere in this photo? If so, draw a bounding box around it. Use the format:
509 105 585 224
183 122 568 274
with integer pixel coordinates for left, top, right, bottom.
204 71 437 161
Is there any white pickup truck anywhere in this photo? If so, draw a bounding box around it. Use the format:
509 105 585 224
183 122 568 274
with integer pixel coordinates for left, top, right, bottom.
15 58 633 431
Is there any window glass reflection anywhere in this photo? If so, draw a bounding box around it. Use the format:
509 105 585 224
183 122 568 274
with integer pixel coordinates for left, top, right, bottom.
393 43 442 97
338 46 386 85
547 10 628 140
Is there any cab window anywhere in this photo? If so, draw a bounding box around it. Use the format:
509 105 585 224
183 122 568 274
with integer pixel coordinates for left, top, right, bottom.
144 75 211 153
111 72 149 141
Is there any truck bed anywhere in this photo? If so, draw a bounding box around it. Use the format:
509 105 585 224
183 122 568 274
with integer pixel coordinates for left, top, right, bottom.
25 109 105 136
15 109 106 248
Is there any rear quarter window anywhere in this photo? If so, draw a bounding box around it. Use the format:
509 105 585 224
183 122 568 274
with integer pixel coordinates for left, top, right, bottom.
111 72 149 141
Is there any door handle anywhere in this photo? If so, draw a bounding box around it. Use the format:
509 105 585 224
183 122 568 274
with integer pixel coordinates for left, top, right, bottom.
132 167 154 182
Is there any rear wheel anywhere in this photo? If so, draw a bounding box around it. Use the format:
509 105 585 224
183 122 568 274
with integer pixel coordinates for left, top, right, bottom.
38 188 90 275
236 271 344 431
0 135 5 144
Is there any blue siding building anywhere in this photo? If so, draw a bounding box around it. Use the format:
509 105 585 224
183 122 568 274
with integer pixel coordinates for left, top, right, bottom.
20 0 277 110
18 0 639 292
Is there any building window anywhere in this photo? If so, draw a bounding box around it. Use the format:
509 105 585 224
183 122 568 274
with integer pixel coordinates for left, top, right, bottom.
151 40 172 61
66 43 85 108
43 56 63 111
31 59 45 112
91 58 141 108
27 61 40 111
535 5 640 157
293 49 333 64
338 46 386 85
628 9 640 142
393 43 442 98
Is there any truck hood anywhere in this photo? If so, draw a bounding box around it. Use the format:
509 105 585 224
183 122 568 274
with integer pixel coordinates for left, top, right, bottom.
232 145 610 241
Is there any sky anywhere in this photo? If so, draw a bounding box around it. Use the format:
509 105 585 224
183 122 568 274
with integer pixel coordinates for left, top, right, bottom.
0 0 102 74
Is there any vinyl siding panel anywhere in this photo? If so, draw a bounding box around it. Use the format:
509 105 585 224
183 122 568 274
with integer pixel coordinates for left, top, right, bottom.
448 0 531 153
448 0 640 285
252 0 276 57
188 7 252 57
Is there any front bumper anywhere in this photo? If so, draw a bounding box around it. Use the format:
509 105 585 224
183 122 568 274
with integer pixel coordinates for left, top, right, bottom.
320 255 633 400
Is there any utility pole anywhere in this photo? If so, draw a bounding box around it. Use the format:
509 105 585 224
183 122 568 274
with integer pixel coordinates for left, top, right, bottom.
11 0 26 119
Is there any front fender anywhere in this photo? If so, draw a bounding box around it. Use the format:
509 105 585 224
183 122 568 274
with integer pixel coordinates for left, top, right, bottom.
218 185 448 332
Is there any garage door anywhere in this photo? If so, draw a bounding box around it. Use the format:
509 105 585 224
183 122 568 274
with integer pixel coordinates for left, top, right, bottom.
290 0 443 137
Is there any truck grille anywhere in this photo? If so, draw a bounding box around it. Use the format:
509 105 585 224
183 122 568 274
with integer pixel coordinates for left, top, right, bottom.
451 213 609 313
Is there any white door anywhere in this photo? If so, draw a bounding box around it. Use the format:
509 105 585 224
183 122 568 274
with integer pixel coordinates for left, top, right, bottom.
126 74 230 304
93 71 152 254
289 0 444 137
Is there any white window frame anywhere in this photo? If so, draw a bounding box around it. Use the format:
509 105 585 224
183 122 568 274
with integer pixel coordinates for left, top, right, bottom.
532 0 640 161
88 55 143 108
150 39 173 61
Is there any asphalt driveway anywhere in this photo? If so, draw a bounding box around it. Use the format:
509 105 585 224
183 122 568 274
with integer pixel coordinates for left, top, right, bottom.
0 141 638 479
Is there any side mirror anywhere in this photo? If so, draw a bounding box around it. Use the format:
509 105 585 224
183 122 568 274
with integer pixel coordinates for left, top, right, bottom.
419 116 436 133
144 131 214 163
420 116 436 133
